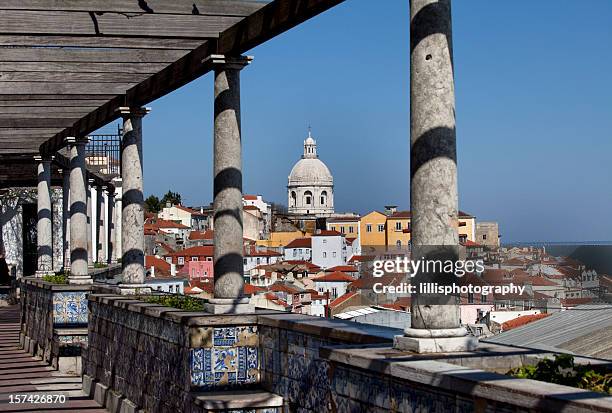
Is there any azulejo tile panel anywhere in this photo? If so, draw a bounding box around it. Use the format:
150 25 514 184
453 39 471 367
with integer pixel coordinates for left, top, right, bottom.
191 326 259 388
52 291 88 325
57 335 88 344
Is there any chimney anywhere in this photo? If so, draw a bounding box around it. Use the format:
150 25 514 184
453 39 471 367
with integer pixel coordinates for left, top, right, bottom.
171 263 176 277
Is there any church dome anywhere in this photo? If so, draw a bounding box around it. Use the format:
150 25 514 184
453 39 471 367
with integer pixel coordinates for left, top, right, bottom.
288 158 333 186
287 128 335 216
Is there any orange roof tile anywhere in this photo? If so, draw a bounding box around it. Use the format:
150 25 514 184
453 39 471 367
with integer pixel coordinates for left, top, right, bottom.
314 271 354 282
501 313 549 331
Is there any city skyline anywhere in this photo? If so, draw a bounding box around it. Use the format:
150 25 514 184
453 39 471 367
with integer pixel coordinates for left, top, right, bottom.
103 0 612 243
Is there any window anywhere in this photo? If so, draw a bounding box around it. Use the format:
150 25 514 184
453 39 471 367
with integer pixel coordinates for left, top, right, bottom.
293 249 297 257
256 258 261 265
340 227 345 234
330 226 336 231
395 222 402 231
304 190 313 205
332 252 336 257
323 252 327 258
468 292 474 304
396 240 401 247
366 224 372 232
290 191 297 207
320 190 327 205
349 226 354 234
243 258 247 265
206 257 212 261
331 287 338 299
481 294 487 303
178 257 184 265
377 224 385 232
483 234 487 240
323 239 327 244
191 257 198 261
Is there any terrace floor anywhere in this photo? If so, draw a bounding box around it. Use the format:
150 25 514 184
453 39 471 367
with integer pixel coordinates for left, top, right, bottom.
0 305 104 413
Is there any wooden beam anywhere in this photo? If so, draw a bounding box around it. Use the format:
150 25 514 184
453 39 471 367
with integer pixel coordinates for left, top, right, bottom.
0 48 188 63
0 118 78 128
0 106 95 115
217 0 344 54
0 1 266 16
0 35 205 50
0 94 117 101
0 99 110 107
0 62 163 74
0 128 63 136
0 10 241 38
0 72 152 83
0 82 134 95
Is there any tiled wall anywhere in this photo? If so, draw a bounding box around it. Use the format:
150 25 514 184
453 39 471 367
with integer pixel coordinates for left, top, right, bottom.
190 326 259 388
52 291 88 325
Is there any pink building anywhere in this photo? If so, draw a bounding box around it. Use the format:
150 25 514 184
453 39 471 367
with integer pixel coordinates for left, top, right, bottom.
179 260 213 281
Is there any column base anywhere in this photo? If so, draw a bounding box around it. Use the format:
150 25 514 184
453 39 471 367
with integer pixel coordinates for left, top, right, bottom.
67 276 93 285
35 270 54 277
114 284 152 295
204 297 254 314
394 327 478 353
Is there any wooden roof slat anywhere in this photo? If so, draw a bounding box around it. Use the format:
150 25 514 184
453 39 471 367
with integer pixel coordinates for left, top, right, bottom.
0 72 153 83
0 82 135 95
0 1 266 16
0 106 96 114
0 48 188 63
0 128 64 136
0 10 241 38
0 94 117 101
0 62 163 74
0 99 110 107
0 35 205 50
0 118 79 128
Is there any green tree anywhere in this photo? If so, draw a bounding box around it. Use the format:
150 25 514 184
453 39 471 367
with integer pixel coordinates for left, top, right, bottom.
144 195 161 213
161 190 182 206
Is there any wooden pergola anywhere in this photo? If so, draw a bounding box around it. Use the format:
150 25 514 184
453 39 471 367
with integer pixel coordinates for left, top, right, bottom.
0 0 343 185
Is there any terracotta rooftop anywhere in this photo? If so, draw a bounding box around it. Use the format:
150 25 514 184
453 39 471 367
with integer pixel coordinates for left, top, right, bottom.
284 238 312 249
314 272 354 283
501 313 550 331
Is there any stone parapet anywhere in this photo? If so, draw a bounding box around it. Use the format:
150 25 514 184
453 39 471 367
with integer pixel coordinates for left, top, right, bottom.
20 277 92 371
83 294 612 413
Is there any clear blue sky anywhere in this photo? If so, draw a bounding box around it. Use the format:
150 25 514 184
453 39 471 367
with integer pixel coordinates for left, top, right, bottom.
101 0 612 243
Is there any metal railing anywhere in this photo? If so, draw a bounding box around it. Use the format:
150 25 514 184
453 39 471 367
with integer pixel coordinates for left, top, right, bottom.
86 125 122 176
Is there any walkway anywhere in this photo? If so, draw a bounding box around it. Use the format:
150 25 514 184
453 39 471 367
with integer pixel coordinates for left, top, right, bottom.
0 305 105 412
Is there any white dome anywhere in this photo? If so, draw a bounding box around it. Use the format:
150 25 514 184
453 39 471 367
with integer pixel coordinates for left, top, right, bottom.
288 158 333 186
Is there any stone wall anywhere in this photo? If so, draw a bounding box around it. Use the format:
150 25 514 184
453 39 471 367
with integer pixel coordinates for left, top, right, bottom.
85 294 271 413
20 278 90 371
258 314 612 413
85 295 612 413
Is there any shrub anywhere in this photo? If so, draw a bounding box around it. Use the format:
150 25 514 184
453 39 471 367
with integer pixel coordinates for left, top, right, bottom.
508 354 611 395
143 294 204 311
42 274 68 284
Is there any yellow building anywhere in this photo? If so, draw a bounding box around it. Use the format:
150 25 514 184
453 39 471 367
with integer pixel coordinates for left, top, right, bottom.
359 211 387 246
326 216 360 240
256 230 310 248
385 211 411 248
458 211 476 243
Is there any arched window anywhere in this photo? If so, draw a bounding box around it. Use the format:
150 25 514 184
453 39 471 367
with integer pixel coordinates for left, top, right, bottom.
396 240 402 248
304 190 312 205
290 191 297 207
320 190 327 206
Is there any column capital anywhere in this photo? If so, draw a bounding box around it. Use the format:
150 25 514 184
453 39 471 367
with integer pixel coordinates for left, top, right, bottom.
206 54 253 70
65 136 89 146
118 106 150 118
